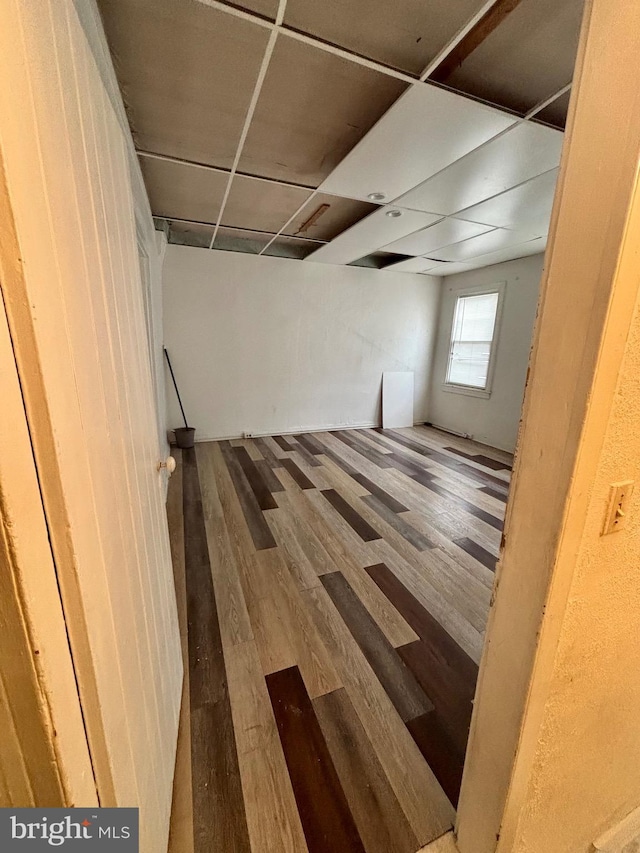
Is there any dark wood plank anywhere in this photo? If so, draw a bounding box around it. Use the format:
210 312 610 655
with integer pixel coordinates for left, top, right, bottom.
289 439 323 468
253 437 283 468
316 440 408 511
254 458 285 493
321 572 432 723
429 0 524 83
273 434 295 451
182 448 251 853
295 433 325 456
281 457 316 490
321 489 382 542
398 640 473 756
354 428 394 452
233 446 278 510
266 666 366 853
454 537 498 572
365 563 478 691
417 479 504 531
219 441 277 551
361 494 435 551
352 473 408 513
479 485 508 503
443 446 511 471
383 429 509 492
313 688 419 853
332 430 394 468
406 711 465 808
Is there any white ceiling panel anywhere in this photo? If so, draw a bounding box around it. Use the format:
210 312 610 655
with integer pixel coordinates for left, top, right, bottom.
383 217 495 256
318 84 516 204
441 236 548 272
306 206 441 265
429 227 540 262
420 261 476 276
397 121 564 215
382 257 437 273
459 168 559 229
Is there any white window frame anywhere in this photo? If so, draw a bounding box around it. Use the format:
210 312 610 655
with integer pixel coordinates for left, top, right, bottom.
441 281 506 399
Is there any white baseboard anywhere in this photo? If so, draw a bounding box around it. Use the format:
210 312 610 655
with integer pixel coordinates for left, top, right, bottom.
168 421 381 444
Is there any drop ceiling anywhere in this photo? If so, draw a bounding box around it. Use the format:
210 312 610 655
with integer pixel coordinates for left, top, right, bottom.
97 0 585 275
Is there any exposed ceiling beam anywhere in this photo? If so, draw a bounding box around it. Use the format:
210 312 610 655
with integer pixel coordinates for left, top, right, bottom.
428 0 525 83
419 0 503 81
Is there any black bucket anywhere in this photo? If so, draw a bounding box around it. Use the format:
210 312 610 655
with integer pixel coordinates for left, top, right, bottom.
174 427 196 449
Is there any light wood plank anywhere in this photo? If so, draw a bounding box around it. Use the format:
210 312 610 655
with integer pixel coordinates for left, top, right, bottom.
226 641 309 853
302 585 455 846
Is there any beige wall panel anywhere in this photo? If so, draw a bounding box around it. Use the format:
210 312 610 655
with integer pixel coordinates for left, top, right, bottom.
0 1 181 849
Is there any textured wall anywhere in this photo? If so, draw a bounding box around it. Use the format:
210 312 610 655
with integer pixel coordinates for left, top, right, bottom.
429 254 543 452
163 246 441 440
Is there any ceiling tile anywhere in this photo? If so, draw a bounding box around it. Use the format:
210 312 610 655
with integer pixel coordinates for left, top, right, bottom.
441 0 585 115
307 206 442 265
97 0 270 168
348 251 402 269
319 84 516 203
445 235 548 270
283 194 379 241
382 257 439 273
167 221 215 249
237 37 407 186
459 168 559 230
283 0 487 76
384 218 495 256
421 261 476 276
212 227 273 254
227 0 279 19
221 176 312 232
397 121 563 216
139 156 227 222
263 236 322 260
429 228 541 262
534 90 572 130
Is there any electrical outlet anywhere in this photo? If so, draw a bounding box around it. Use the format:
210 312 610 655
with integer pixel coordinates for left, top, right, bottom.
603 480 634 535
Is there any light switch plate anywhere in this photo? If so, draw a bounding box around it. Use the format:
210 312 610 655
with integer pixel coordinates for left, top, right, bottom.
603 480 635 535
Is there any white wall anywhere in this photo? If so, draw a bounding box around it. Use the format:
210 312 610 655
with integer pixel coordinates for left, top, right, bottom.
429 254 544 452
75 0 169 460
163 246 441 440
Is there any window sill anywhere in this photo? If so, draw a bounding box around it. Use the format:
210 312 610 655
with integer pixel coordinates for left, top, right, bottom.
441 383 492 399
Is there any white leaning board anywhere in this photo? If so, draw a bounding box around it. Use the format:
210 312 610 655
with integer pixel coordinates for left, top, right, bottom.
382 371 414 428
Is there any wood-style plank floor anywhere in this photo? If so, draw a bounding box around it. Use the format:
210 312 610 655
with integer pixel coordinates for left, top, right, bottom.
167 426 512 853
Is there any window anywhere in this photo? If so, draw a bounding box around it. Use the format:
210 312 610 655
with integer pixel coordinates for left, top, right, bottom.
445 289 502 393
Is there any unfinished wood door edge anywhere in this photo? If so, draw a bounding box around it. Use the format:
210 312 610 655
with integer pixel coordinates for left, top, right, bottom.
0 144 113 805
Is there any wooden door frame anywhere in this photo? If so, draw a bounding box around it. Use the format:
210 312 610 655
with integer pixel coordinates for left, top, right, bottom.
456 0 640 850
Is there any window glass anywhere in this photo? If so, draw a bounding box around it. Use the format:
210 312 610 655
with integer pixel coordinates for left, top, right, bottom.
445 291 500 389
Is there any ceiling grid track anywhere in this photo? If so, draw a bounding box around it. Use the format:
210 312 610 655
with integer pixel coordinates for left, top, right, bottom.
208 0 289 249
103 0 581 267
196 0 571 129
